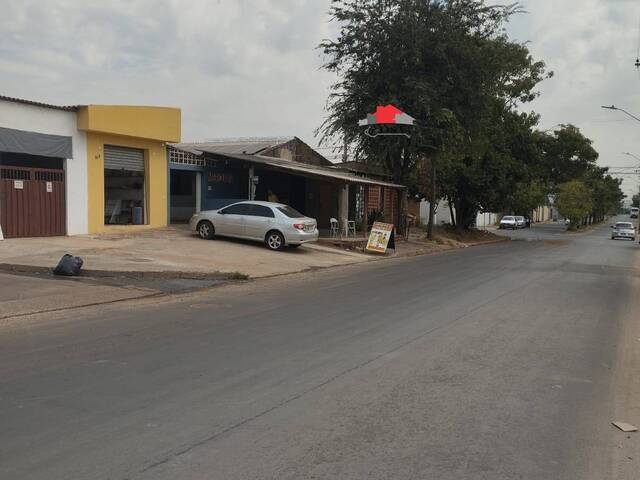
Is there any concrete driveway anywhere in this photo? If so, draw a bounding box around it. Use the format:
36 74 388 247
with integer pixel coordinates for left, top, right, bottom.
0 226 370 278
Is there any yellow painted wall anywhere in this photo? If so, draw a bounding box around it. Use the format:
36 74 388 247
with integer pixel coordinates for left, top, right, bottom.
86 132 168 234
78 105 181 143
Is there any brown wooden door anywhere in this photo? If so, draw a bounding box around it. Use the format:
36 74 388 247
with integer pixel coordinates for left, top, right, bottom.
0 166 66 238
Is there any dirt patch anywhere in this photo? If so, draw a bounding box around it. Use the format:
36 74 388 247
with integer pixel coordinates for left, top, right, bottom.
409 225 505 249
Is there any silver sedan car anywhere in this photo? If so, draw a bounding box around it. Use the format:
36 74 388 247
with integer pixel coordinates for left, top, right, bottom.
611 221 636 241
189 201 319 251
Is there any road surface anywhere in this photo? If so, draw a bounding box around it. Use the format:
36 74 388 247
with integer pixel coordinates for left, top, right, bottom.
1 222 639 479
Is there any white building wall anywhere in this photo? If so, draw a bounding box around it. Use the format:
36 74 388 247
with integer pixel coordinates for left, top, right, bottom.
0 100 88 235
420 199 499 229
419 199 455 226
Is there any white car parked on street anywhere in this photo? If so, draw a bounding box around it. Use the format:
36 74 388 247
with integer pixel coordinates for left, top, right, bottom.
190 201 319 251
499 216 518 229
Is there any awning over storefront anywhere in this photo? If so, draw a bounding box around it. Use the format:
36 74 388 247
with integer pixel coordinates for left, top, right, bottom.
0 126 73 159
172 145 405 190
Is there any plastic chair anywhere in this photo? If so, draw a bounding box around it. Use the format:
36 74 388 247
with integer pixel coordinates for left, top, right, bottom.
330 218 339 238
345 220 357 238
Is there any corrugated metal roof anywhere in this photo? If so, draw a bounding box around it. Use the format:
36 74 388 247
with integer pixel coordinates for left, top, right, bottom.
173 145 404 189
333 161 391 178
175 137 295 156
0 95 78 112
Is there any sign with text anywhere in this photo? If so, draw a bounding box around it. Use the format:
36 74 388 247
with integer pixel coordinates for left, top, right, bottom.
46 181 53 193
366 222 394 253
207 172 234 184
14 180 23 190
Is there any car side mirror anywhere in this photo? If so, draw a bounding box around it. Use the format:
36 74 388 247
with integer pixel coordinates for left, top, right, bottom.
610 225 614 228
219 210 227 215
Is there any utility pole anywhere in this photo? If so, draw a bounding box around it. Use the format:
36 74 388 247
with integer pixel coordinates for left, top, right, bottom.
342 137 348 163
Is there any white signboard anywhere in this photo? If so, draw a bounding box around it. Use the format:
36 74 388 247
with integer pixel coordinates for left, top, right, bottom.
366 222 394 253
14 180 23 190
46 181 53 193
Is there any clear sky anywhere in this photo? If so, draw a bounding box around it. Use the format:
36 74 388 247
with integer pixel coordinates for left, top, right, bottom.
2 0 639 196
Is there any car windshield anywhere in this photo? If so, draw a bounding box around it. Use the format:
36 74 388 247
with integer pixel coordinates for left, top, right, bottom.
502 216 515 221
615 223 633 229
277 206 305 218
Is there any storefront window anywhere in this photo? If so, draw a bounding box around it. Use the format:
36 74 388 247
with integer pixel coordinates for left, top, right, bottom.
104 145 146 225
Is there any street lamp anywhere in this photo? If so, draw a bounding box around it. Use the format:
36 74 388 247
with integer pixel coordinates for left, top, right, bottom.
601 105 640 123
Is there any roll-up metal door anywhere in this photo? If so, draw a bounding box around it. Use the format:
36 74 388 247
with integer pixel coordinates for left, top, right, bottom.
104 145 145 171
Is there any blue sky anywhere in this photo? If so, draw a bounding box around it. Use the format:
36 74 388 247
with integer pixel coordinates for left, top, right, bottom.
2 0 639 196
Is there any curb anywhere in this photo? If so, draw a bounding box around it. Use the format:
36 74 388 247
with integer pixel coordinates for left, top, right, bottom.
0 263 248 281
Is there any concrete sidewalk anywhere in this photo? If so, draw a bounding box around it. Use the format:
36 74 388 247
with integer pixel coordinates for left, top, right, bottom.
0 272 158 320
0 226 372 279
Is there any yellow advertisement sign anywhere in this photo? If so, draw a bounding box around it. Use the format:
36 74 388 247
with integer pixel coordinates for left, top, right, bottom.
366 222 394 253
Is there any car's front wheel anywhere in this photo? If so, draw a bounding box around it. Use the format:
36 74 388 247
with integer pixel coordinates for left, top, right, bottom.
265 231 285 251
198 221 215 240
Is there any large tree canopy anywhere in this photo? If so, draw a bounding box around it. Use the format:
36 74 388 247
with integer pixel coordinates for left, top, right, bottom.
319 0 550 229
319 0 623 230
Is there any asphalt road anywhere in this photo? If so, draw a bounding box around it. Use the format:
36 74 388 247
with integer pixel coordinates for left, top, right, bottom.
1 221 639 479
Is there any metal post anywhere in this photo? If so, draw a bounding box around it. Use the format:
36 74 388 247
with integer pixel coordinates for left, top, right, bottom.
248 166 255 200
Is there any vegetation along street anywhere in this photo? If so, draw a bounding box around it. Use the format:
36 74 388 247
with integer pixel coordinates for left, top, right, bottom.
1 1 639 479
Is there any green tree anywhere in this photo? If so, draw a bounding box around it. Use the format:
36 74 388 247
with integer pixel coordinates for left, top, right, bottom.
509 180 548 216
318 0 550 230
584 168 624 222
536 124 599 186
556 180 593 229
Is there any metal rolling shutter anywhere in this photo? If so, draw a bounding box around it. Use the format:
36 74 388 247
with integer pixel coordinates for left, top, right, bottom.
104 145 145 171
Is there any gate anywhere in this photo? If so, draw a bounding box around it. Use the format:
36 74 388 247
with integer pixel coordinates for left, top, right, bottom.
0 166 66 238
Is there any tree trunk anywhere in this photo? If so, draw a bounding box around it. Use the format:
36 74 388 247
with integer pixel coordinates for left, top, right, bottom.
427 161 437 241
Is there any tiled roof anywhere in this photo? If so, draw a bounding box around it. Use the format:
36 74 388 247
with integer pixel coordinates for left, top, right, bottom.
0 95 78 111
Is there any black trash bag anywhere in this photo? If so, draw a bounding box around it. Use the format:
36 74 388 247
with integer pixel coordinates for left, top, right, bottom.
53 254 84 276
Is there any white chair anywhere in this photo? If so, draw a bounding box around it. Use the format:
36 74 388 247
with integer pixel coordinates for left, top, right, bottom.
345 220 357 237
330 218 339 238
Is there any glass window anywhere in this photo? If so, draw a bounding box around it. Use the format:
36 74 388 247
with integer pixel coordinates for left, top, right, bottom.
104 169 146 225
277 206 305 218
220 203 253 215
250 205 275 218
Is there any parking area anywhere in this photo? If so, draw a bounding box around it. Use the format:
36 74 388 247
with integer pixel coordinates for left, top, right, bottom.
0 226 372 279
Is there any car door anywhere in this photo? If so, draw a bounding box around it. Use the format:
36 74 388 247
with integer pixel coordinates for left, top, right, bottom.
245 204 276 240
216 203 252 237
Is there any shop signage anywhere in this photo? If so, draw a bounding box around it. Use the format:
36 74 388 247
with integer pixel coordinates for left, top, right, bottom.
207 172 234 184
366 222 394 253
14 180 23 190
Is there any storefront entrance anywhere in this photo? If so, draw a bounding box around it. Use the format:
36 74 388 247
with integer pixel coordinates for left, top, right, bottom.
104 145 146 225
170 169 199 223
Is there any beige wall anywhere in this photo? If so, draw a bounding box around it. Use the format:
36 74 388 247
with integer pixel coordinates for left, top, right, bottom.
86 132 168 234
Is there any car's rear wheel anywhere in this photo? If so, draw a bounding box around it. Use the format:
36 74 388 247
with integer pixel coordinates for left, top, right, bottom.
265 231 285 251
198 221 215 240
